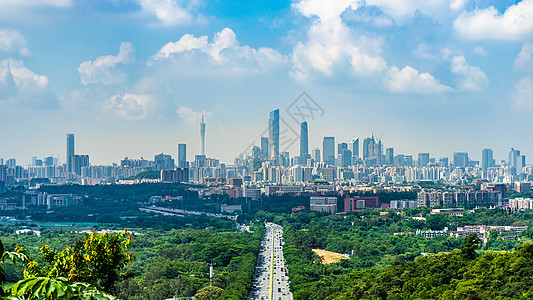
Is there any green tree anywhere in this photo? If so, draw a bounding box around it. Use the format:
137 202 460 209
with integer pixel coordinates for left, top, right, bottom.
461 233 480 260
1 231 131 299
194 286 224 300
25 231 131 293
426 214 448 230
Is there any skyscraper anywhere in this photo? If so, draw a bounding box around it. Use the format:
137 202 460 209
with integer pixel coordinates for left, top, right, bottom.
312 148 321 162
350 138 359 158
200 114 206 155
340 149 352 167
508 148 521 168
453 152 469 168
418 153 430 167
362 137 374 160
337 143 348 156
385 148 394 165
260 137 269 160
66 133 74 173
300 122 309 159
178 144 187 168
323 137 335 166
481 149 494 170
269 109 279 159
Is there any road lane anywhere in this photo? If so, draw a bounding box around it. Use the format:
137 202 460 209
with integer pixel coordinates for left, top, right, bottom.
248 223 292 300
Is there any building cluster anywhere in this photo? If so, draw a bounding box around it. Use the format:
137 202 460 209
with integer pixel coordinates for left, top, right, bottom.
1 108 533 198
416 224 528 241
308 196 380 213
451 225 527 240
0 191 82 210
508 198 533 210
417 188 503 208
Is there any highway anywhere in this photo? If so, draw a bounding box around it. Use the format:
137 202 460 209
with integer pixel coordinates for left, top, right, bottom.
248 223 292 300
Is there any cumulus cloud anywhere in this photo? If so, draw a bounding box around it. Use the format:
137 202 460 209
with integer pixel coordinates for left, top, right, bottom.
387 65 452 94
0 59 55 106
515 42 533 68
78 42 134 85
151 28 287 74
450 55 489 91
136 0 194 26
454 1 533 40
450 0 468 12
291 0 386 80
513 76 533 109
108 93 149 119
0 29 30 56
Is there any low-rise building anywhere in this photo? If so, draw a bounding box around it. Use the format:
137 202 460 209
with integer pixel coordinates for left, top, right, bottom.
310 196 337 213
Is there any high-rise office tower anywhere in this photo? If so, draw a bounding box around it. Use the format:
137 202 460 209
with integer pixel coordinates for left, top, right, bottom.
374 139 382 160
418 153 430 167
350 138 359 158
453 152 469 168
66 133 74 173
439 157 449 168
385 148 394 165
155 153 175 170
340 149 352 167
300 122 309 159
178 144 187 168
73 154 89 175
269 109 279 159
508 148 521 168
362 137 374 160
313 148 321 162
200 114 206 155
482 149 494 170
337 143 348 156
260 137 269 160
323 137 335 166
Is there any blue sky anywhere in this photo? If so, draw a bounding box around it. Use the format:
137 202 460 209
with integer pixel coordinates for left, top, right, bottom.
1 0 533 165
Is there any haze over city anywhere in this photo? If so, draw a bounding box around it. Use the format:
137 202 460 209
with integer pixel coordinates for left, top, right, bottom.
1 0 533 165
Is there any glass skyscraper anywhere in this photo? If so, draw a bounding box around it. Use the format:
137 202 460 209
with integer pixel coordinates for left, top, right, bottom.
269 109 279 159
178 143 187 168
66 133 74 173
323 137 335 166
300 122 308 159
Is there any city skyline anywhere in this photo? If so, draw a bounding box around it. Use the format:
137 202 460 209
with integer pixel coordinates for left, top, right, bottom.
0 108 531 166
1 1 533 164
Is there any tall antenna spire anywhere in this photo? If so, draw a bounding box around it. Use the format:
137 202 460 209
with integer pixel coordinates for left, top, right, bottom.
200 114 206 156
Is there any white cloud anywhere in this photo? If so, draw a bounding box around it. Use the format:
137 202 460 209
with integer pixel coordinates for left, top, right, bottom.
152 28 287 74
515 42 533 67
473 46 487 56
0 59 47 92
108 93 150 119
291 0 386 80
0 29 30 56
0 59 55 106
513 76 533 109
136 0 194 26
450 55 488 91
450 0 468 12
293 0 361 21
454 1 533 40
78 42 134 85
177 106 210 126
387 65 452 93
